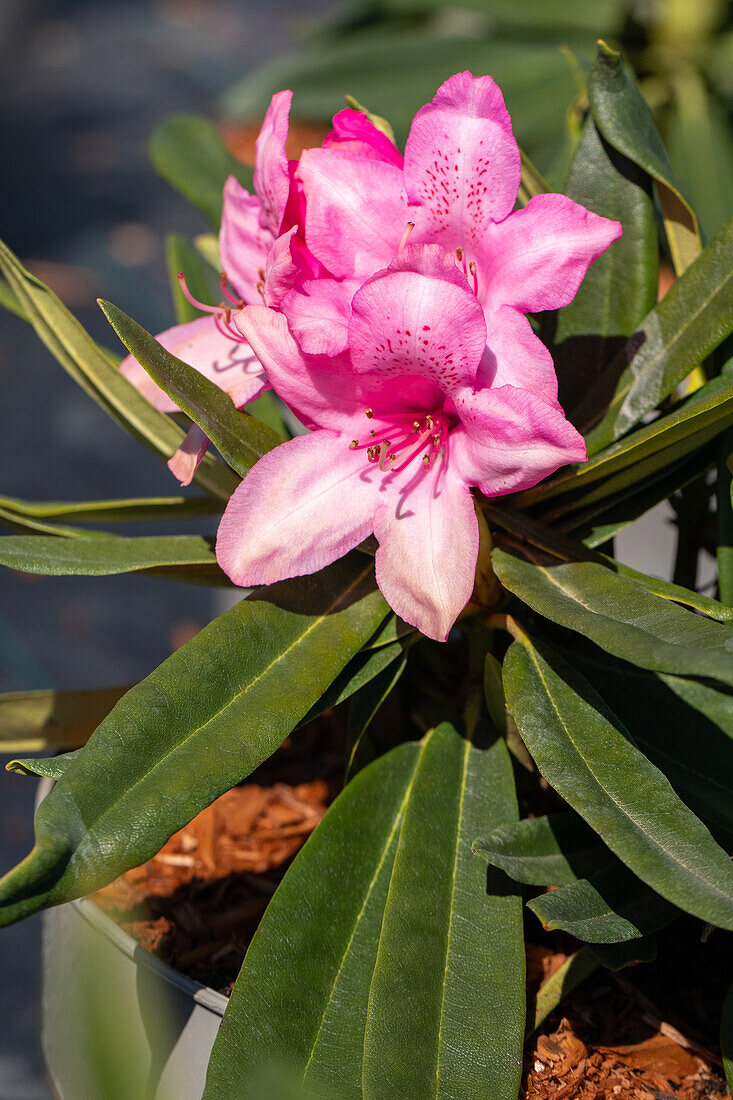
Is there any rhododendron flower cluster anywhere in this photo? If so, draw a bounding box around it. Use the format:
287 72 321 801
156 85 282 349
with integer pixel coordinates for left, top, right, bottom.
124 71 622 640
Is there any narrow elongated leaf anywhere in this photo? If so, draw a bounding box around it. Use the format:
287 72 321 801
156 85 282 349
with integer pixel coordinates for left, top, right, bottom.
0 556 387 928
166 233 219 323
0 507 104 539
204 741 420 1100
589 42 700 275
205 727 524 1100
668 70 733 240
0 240 236 500
0 534 221 579
517 149 549 206
99 300 282 477
550 115 657 413
520 368 733 509
0 685 130 753
0 276 26 318
528 864 680 942
363 728 524 1100
577 216 733 450
493 549 733 686
0 493 222 525
565 647 733 834
608 559 733 623
149 115 253 228
503 636 733 928
345 650 407 780
474 812 614 886
298 640 405 728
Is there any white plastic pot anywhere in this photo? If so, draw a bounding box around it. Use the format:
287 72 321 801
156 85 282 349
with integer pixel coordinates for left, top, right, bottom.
37 779 227 1100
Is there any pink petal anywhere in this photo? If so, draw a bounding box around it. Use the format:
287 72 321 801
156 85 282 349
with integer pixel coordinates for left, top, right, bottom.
374 464 478 641
324 108 404 168
216 430 380 586
235 305 370 431
219 176 273 303
254 90 292 235
451 384 587 497
479 306 559 407
479 193 623 313
119 315 266 413
297 148 407 280
281 278 356 357
263 226 300 308
405 71 520 251
348 262 487 391
167 424 210 486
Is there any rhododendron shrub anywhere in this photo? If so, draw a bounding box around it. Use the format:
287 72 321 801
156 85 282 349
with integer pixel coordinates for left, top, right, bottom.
1 42 732 1100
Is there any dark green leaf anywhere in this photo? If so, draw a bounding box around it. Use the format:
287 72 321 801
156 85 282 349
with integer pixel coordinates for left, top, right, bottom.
474 812 614 886
503 636 733 928
99 300 283 477
0 556 387 928
0 493 223 526
149 115 253 228
297 639 405 729
590 937 658 971
493 550 733 686
564 647 733 834
528 864 679 942
550 116 657 415
0 685 130 753
204 726 524 1100
0 534 222 580
0 239 236 500
589 41 700 274
576 216 733 451
7 751 80 781
344 649 406 780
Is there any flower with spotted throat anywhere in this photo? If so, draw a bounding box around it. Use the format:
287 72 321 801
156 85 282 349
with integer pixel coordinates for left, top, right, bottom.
216 246 587 641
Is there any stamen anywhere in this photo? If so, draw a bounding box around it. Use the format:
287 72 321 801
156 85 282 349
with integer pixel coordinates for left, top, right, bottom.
177 272 219 314
455 247 468 278
256 281 266 301
398 221 415 256
220 273 242 307
365 408 373 419
423 454 431 468
469 260 478 296
349 439 359 449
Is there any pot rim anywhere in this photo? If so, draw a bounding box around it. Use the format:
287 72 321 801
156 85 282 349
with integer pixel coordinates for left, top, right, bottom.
36 777 228 1017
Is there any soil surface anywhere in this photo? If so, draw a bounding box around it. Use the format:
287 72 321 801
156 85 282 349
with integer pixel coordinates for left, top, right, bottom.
91 726 730 1099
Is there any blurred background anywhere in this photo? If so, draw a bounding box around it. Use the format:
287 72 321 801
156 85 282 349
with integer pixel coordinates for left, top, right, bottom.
0 0 730 1095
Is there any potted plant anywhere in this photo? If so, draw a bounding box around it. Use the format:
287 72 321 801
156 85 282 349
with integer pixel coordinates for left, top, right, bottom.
1 40 732 1100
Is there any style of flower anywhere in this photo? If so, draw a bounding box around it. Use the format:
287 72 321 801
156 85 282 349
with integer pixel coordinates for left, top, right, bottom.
120 92 403 484
216 246 588 641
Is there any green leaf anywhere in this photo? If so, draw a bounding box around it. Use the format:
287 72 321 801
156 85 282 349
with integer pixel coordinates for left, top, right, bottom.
0 556 388 928
528 864 680 942
503 635 733 929
344 648 407 780
717 426 733 606
590 936 658 971
0 534 222 580
528 947 599 1034
0 239 236 500
493 550 733 686
298 639 406 729
166 233 219 323
0 276 26 319
205 726 524 1100
517 149 549 207
99 300 283 477
520 365 733 511
474 812 614 886
576 216 733 451
608 558 733 623
0 493 223 526
7 751 80 781
564 648 733 834
149 115 253 228
589 41 700 275
550 115 657 415
0 685 130 753
362 729 524 1100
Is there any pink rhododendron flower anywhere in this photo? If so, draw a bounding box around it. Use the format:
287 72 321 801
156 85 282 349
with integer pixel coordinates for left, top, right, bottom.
216 246 587 641
120 92 402 484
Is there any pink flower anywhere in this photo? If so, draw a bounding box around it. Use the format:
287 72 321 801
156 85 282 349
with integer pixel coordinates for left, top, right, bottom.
216 246 586 641
120 93 403 484
283 71 622 393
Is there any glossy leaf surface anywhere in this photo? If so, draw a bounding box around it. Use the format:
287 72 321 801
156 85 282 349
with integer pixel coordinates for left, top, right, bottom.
0 557 387 927
0 534 220 579
474 812 614 886
503 636 733 929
